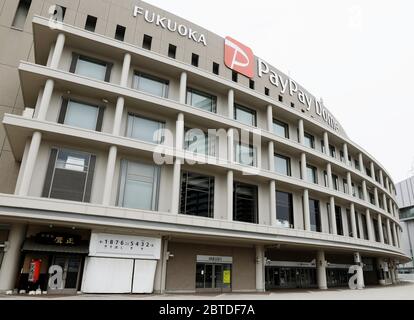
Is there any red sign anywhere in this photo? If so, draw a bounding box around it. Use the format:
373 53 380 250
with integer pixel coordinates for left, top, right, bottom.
28 259 42 283
224 36 255 78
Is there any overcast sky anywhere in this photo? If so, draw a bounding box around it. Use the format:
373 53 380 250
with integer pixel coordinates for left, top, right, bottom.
146 0 414 183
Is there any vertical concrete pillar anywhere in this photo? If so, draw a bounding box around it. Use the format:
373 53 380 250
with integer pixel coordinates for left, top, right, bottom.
266 105 273 132
300 153 307 181
50 33 65 69
316 251 327 290
323 132 329 156
385 177 390 192
227 170 233 221
303 189 310 231
379 170 384 187
255 245 265 292
359 153 364 173
374 188 380 207
378 215 384 244
170 159 181 214
330 196 337 235
120 53 131 87
269 180 277 227
396 225 401 248
383 194 388 213
298 119 304 145
102 146 117 206
347 172 353 196
17 132 42 196
354 252 365 289
326 163 333 189
370 162 376 181
160 238 169 294
362 180 368 202
392 223 398 247
179 72 187 105
350 203 358 238
228 89 234 118
386 219 392 246
227 129 234 163
365 209 374 241
388 199 393 215
112 97 125 136
0 224 26 292
268 141 275 172
176 113 184 150
37 79 55 120
343 143 349 165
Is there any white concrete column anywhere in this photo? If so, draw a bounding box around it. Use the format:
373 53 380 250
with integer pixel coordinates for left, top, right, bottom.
37 79 55 120
102 145 117 206
385 177 390 192
326 163 333 189
388 198 393 215
255 245 265 292
354 252 365 289
358 153 364 173
386 219 392 246
323 132 329 155
383 194 388 212
268 141 275 172
228 89 234 118
266 105 273 132
50 33 65 69
330 196 337 235
396 225 401 248
374 188 380 207
362 180 368 202
120 53 131 87
378 215 384 244
17 132 42 196
176 113 184 150
269 180 277 227
179 72 187 105
343 143 349 165
300 153 307 181
379 170 384 187
347 172 353 196
0 224 26 292
370 162 376 180
365 209 374 241
160 238 168 294
392 223 398 247
227 170 233 221
316 251 327 290
298 119 305 145
112 97 125 136
350 203 358 239
171 159 182 214
227 129 234 163
303 189 310 231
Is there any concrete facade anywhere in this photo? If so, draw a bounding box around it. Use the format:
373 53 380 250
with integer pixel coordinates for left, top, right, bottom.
0 0 409 294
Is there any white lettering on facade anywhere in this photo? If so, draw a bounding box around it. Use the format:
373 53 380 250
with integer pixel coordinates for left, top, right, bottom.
257 58 339 131
133 6 207 46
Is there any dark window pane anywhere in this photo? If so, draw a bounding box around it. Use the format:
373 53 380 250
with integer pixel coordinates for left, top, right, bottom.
276 191 294 228
180 172 214 218
309 199 321 232
234 182 258 224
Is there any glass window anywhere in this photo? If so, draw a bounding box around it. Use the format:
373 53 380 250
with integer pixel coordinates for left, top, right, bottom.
274 154 291 176
12 0 31 29
332 174 339 191
382 223 389 244
307 165 318 184
233 182 258 224
235 143 257 167
369 192 375 205
75 56 107 81
324 171 328 187
184 128 215 157
273 120 289 138
346 209 353 237
43 149 94 202
304 133 315 149
186 88 217 113
126 114 164 144
133 72 169 98
276 191 294 228
343 179 348 194
180 171 214 218
320 140 325 153
64 100 99 131
118 160 160 211
335 206 344 236
373 218 380 242
361 214 369 240
340 151 345 162
329 145 336 158
355 213 361 238
309 199 321 232
234 104 257 127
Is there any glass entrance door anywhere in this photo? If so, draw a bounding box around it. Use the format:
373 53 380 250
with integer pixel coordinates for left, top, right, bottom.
196 263 231 291
49 255 82 293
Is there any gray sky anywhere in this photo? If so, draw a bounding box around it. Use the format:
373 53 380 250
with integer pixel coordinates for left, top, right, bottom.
146 0 414 183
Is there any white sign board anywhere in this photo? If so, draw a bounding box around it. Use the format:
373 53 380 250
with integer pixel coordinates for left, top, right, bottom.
197 255 233 264
89 233 161 260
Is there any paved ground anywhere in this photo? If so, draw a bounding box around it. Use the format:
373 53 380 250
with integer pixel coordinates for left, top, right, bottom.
1 281 413 300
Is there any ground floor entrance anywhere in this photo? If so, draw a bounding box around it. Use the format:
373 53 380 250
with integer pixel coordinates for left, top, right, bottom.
265 267 317 289
196 262 232 292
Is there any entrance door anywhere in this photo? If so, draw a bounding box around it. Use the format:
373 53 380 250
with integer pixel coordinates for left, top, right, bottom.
196 263 231 292
48 255 82 294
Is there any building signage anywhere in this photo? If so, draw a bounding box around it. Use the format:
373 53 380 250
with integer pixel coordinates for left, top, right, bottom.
133 6 207 46
196 255 233 264
224 36 255 78
35 232 79 246
258 59 339 131
89 233 161 260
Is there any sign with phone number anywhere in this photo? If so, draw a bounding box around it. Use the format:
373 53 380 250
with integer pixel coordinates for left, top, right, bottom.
89 233 161 260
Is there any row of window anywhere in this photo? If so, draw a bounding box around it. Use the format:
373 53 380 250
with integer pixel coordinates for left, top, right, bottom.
42 147 398 246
